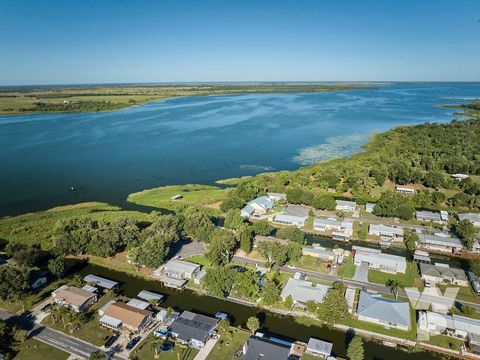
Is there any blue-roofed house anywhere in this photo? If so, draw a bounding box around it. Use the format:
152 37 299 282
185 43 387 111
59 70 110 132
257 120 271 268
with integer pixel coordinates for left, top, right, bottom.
241 196 274 219
357 291 411 330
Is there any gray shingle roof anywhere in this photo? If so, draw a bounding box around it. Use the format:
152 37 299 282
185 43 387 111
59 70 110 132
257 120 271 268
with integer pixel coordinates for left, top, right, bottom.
419 263 467 282
307 338 333 356
357 291 411 328
170 311 218 344
243 335 291 360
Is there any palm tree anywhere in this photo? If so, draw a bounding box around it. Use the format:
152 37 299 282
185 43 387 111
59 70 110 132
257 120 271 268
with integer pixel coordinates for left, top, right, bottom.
151 338 161 359
50 306 62 324
386 279 400 299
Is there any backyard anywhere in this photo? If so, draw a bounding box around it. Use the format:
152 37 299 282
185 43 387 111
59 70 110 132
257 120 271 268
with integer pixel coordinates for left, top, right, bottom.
206 327 250 360
131 334 198 360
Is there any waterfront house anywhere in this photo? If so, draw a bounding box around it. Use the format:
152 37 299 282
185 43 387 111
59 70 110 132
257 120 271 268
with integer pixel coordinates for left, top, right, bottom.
458 213 480 228
241 196 274 219
413 250 431 264
280 278 329 306
418 311 480 340
274 213 307 227
357 291 411 330
418 233 463 254
352 246 406 274
126 298 151 310
152 259 201 289
169 311 218 349
416 210 448 223
51 285 97 313
368 224 404 241
193 269 207 284
100 302 153 332
243 333 295 360
267 192 287 201
419 263 468 286
137 290 164 304
83 274 118 290
395 185 415 195
335 200 357 212
314 218 353 237
306 338 333 359
302 246 335 262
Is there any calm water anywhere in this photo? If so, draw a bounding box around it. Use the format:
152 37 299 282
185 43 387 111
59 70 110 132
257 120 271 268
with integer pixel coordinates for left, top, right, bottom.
1 82 480 216
74 261 440 360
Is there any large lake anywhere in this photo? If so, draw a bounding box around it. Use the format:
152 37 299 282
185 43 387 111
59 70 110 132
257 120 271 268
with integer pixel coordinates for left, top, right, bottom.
1 82 479 216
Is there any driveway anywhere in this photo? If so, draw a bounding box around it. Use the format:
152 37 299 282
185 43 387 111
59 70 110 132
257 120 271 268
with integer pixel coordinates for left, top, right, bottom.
353 261 369 282
171 239 206 259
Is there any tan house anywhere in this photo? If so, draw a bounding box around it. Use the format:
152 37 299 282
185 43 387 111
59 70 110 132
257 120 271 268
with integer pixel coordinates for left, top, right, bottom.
100 302 153 332
51 285 97 313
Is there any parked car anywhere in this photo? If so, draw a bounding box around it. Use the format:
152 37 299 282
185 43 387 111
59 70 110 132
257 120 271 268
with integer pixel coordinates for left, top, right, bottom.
104 334 120 348
126 336 141 351
40 303 52 312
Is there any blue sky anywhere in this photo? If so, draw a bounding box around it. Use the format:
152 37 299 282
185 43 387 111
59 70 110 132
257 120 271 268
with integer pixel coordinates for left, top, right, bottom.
0 0 479 85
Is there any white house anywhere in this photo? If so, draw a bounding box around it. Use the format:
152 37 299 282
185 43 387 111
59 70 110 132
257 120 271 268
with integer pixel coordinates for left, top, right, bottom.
267 192 287 201
418 233 463 254
306 338 333 359
280 278 330 306
418 311 480 340
274 214 307 227
241 196 274 219
357 291 411 330
335 200 357 212
416 210 448 223
458 213 480 228
451 173 469 180
302 247 335 262
314 218 353 236
152 259 201 289
365 203 375 213
368 224 404 241
353 246 406 274
395 185 415 195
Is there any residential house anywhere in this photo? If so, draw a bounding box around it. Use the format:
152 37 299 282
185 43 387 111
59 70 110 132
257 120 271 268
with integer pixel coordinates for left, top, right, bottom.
335 200 357 212
274 205 309 227
100 302 153 332
126 298 151 310
365 203 375 213
314 218 353 237
243 334 296 360
193 269 207 285
368 224 404 242
169 311 218 348
419 263 468 286
267 193 287 201
302 247 335 262
413 250 432 264
458 213 480 228
352 246 406 274
137 290 164 304
280 278 330 307
29 270 48 290
51 285 97 313
416 210 448 223
418 233 463 254
418 311 480 340
451 173 469 180
241 196 274 219
306 338 333 359
81 285 98 293
152 259 201 289
83 274 118 290
357 291 411 331
395 185 415 195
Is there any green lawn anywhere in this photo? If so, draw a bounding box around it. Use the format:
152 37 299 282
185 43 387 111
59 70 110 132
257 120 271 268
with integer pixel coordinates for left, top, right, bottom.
206 328 250 360
131 334 198 360
0 202 151 248
368 262 419 288
184 254 210 267
338 257 356 279
424 334 464 351
437 283 479 304
13 338 69 360
293 255 330 273
127 184 227 215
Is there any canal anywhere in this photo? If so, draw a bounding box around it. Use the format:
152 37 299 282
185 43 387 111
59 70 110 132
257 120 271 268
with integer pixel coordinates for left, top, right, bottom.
72 261 444 360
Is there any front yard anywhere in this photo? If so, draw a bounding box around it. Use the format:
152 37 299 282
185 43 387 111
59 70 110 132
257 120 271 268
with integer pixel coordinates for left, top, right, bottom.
368 262 419 288
131 334 198 360
206 327 250 360
14 338 69 360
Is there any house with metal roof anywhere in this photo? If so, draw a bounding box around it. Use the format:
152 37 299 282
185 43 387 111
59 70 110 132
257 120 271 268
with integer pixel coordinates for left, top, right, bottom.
395 185 415 195
51 285 97 313
458 213 480 227
169 311 218 348
416 210 448 223
241 196 274 219
418 233 463 254
137 290 164 303
126 298 151 310
314 218 353 237
242 334 294 360
368 224 404 241
365 203 375 213
152 259 201 289
280 278 330 306
335 200 357 212
100 302 153 332
357 291 411 330
274 213 308 227
306 338 333 359
267 192 287 201
352 246 406 274
302 247 335 262
468 272 480 295
418 311 480 340
419 263 468 286
83 274 118 290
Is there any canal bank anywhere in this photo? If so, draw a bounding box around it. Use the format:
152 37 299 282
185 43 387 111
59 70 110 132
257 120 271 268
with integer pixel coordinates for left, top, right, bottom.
70 260 443 360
